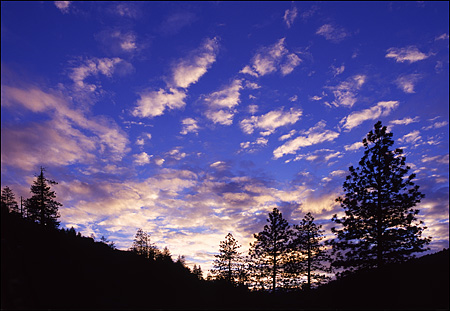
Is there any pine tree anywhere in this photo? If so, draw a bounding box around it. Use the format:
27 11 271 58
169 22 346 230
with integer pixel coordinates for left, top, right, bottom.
192 264 203 280
1 186 19 214
25 167 62 228
211 233 242 284
250 208 291 292
290 212 330 289
329 121 430 276
129 228 157 259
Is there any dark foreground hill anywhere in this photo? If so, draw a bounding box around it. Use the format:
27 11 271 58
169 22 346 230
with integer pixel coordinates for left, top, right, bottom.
2 210 449 310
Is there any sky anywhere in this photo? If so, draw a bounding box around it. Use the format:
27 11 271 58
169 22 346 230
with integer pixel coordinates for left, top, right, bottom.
1 1 449 275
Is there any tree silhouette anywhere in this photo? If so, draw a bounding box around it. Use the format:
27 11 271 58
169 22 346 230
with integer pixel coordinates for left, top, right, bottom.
1 186 19 214
25 167 62 228
192 264 204 280
329 121 430 276
211 233 242 284
129 228 157 259
289 212 330 289
250 208 291 292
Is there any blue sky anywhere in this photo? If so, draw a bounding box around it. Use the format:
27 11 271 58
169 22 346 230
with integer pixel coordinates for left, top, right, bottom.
1 1 449 273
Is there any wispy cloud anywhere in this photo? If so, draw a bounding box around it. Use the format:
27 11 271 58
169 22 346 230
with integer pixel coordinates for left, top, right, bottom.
54 1 71 14
344 141 364 151
395 74 422 93
171 37 220 89
240 107 302 135
1 85 129 170
204 79 243 125
283 6 298 28
95 29 139 55
389 116 420 126
435 33 449 41
326 74 366 108
273 121 339 159
316 24 350 43
132 88 187 119
180 118 200 135
240 38 301 77
385 46 430 63
159 12 197 35
339 101 399 131
422 120 449 130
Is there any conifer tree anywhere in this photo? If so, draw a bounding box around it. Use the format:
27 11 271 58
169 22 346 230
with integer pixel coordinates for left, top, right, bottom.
250 208 291 292
289 212 330 289
25 167 62 228
211 233 242 284
329 121 430 276
130 228 157 259
192 264 203 280
1 186 19 214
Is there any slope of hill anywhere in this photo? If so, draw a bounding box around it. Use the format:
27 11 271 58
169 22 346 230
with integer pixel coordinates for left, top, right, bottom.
2 209 448 310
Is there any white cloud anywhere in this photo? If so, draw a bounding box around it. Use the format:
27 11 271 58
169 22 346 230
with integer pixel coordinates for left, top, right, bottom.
422 120 449 130
132 88 187 118
204 79 242 125
340 101 399 131
273 121 339 159
54 1 71 14
421 154 449 164
171 37 220 89
240 107 303 135
326 74 366 108
133 152 152 166
283 6 298 28
240 38 301 77
331 64 345 77
344 141 364 151
435 33 449 41
395 74 422 93
155 158 165 166
385 46 430 63
389 116 420 126
239 137 268 153
180 118 200 135
316 24 349 42
399 130 422 144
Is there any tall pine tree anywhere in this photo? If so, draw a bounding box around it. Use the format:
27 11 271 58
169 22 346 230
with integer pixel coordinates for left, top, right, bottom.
289 212 330 289
329 121 430 276
250 208 291 292
211 233 242 284
129 228 158 259
25 167 62 228
1 186 19 214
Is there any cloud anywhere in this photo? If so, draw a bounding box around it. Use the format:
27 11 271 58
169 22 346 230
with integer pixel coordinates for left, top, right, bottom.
95 29 139 55
132 88 187 119
1 85 129 170
171 37 220 89
273 121 339 159
435 33 449 41
204 79 243 125
339 101 399 131
389 116 420 126
113 3 140 18
54 1 71 14
385 46 430 63
421 154 449 164
239 137 268 153
316 24 349 43
283 6 298 28
240 38 301 77
240 107 303 135
326 75 366 108
395 74 422 93
422 120 448 131
398 130 422 144
180 118 200 135
331 64 345 77
133 152 152 166
344 141 364 151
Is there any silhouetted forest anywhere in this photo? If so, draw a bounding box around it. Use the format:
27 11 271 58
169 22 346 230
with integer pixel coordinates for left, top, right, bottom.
2 209 448 310
2 122 449 309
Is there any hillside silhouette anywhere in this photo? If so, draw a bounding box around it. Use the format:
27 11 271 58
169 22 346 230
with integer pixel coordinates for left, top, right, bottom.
1 209 448 310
